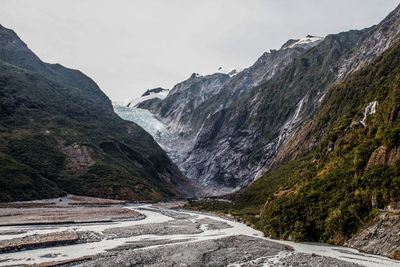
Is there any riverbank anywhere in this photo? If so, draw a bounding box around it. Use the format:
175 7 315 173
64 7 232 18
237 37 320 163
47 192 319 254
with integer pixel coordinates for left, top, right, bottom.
0 198 399 266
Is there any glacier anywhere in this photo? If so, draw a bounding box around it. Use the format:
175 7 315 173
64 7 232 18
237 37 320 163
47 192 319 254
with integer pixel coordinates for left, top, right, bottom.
113 104 168 143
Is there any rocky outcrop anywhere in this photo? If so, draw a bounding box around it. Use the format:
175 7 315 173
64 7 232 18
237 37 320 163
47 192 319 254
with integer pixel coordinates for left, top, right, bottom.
345 211 400 259
154 72 230 132
141 87 169 97
135 98 163 110
126 87 169 108
366 146 400 169
58 142 95 172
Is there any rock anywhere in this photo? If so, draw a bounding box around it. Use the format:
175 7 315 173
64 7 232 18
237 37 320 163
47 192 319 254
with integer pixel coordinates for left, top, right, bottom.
178 5 400 191
58 142 95 172
366 146 387 169
344 211 400 257
366 146 400 170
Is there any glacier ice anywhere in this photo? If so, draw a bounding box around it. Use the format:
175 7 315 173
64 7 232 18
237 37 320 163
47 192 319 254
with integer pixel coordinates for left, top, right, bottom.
113 104 168 142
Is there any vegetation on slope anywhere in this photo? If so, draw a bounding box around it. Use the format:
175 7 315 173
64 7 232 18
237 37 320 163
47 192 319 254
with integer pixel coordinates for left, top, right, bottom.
0 26 193 202
186 36 400 244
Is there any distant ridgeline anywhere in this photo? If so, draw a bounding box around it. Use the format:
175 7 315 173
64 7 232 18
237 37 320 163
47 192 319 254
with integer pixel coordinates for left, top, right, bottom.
185 4 400 249
0 25 195 202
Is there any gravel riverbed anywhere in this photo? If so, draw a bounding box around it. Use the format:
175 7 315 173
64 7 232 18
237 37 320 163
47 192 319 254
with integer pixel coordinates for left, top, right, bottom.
0 200 399 266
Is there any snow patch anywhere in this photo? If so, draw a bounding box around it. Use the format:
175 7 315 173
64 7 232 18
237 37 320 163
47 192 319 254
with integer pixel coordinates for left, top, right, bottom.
125 90 169 108
285 35 323 49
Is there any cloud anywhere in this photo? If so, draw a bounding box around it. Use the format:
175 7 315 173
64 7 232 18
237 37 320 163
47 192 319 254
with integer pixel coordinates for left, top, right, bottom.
1 0 399 101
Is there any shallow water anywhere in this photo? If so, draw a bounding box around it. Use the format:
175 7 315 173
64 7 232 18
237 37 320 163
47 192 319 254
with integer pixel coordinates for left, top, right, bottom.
0 204 398 267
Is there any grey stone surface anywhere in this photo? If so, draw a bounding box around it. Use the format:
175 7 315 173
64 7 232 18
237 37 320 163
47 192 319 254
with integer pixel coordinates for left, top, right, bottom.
345 212 400 258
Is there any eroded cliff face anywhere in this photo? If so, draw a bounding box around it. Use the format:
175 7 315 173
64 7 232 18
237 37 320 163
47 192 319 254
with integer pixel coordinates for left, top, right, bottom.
150 73 230 132
58 142 95 173
134 37 322 192
272 6 400 169
345 211 400 260
189 37 323 132
366 146 400 169
183 5 400 191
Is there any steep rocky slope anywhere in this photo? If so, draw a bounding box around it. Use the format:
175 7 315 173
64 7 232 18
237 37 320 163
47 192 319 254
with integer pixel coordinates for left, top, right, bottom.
188 23 400 249
189 36 323 131
254 36 400 243
273 4 400 167
0 25 195 202
345 211 400 259
132 36 322 190
143 73 230 133
184 4 400 191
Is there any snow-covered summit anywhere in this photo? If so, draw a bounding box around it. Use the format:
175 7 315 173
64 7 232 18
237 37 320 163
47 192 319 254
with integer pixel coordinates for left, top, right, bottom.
126 87 169 107
281 35 324 50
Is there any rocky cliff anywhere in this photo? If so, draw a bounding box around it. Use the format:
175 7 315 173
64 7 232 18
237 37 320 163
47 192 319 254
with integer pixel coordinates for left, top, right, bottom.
154 72 230 133
189 36 323 131
133 36 322 192
345 211 400 260
272 4 400 169
183 5 400 191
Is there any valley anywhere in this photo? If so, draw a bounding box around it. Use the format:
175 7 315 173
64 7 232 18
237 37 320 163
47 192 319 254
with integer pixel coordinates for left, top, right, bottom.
1 2 400 266
0 197 398 266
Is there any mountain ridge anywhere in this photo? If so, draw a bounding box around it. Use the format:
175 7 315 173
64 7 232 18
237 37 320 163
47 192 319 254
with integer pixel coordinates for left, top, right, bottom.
130 35 323 193
0 25 196 202
182 4 400 191
186 24 400 255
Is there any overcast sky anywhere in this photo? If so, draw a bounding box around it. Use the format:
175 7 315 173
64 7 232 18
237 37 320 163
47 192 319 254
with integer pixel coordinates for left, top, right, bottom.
1 0 399 101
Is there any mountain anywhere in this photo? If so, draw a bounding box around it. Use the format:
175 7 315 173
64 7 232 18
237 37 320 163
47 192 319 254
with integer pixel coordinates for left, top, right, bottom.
127 87 169 108
235 30 400 250
185 4 400 257
131 36 322 191
0 25 196 202
183 5 400 191
130 72 232 167
188 36 323 131
147 72 230 132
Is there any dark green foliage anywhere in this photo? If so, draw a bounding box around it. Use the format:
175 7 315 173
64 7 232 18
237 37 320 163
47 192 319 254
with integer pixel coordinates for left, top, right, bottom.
0 26 189 202
257 38 400 244
7 135 66 180
235 155 315 210
0 152 65 202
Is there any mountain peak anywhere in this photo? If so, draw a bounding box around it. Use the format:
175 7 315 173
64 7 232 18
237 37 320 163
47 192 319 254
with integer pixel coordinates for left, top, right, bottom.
190 72 201 78
281 35 324 50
